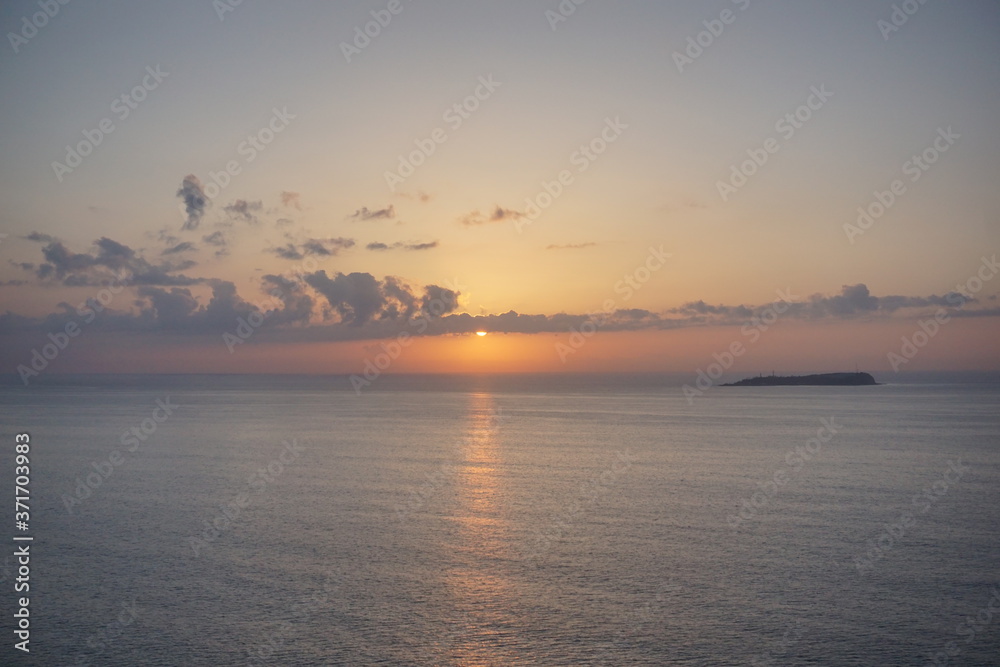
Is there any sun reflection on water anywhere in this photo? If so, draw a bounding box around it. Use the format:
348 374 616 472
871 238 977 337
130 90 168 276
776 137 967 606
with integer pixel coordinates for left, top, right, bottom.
442 392 521 665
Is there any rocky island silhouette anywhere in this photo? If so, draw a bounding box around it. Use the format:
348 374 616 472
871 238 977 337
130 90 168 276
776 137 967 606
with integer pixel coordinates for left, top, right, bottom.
722 372 878 387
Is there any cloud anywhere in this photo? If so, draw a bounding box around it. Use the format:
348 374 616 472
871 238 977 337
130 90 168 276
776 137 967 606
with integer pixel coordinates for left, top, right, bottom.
798 284 964 318
2 276 994 351
546 242 597 250
162 241 196 255
259 274 314 325
199 231 227 258
302 238 355 256
280 191 302 210
397 190 431 203
349 205 395 221
131 280 266 333
667 284 972 323
21 236 202 287
177 175 208 230
421 284 459 316
365 240 438 251
819 283 879 315
156 228 181 246
302 271 458 326
271 244 304 260
202 231 226 247
668 300 753 319
304 271 389 326
23 232 55 243
459 206 523 226
270 237 355 260
223 199 263 225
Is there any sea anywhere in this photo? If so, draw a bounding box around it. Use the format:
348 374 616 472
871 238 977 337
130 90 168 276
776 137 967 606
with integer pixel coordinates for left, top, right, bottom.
1 372 998 666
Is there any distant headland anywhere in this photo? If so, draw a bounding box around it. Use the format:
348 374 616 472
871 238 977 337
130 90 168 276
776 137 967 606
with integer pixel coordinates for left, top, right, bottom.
721 372 878 387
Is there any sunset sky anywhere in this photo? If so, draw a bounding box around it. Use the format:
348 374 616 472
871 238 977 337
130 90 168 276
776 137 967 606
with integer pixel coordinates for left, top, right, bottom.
1 0 998 377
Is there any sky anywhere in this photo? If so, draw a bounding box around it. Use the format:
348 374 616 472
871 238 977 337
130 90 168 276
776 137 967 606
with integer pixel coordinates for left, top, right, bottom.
1 0 998 379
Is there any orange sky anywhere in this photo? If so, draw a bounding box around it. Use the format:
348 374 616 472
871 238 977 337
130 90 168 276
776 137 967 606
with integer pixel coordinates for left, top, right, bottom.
17 316 995 379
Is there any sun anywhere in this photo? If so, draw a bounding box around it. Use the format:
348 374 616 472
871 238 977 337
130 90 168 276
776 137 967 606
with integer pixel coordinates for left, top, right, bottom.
475 331 488 337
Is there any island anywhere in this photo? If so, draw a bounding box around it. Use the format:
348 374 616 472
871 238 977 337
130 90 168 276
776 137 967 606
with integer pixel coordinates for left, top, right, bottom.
721 372 878 387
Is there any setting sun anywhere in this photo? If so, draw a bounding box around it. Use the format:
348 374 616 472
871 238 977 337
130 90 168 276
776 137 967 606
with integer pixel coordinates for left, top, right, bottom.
476 331 488 337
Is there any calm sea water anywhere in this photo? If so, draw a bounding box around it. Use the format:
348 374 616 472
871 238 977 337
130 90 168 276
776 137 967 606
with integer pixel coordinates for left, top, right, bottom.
1 373 998 666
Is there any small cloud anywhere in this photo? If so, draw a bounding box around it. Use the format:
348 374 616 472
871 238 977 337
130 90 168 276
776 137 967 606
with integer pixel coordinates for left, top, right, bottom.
272 244 303 260
397 190 431 203
546 242 597 250
269 237 356 260
162 242 196 255
223 199 263 225
155 228 180 246
201 231 227 258
460 206 523 226
366 241 438 252
281 191 302 210
349 205 395 221
202 231 226 247
23 232 55 243
177 175 208 230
